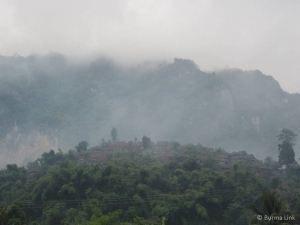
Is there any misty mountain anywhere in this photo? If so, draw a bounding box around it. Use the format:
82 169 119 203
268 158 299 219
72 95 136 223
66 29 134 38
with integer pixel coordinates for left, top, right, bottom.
0 54 299 166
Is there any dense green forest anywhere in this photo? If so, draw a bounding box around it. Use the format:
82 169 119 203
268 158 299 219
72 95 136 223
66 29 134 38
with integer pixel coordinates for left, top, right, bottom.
1 130 300 225
1 54 300 167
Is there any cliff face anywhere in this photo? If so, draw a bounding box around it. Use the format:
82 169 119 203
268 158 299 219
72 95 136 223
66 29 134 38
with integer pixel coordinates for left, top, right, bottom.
0 123 58 167
0 55 299 166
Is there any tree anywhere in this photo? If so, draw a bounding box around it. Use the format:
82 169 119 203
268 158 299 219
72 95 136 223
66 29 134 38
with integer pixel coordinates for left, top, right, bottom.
277 128 297 146
132 214 167 225
182 157 201 172
42 203 66 225
111 127 118 142
142 136 151 149
0 201 26 225
80 205 122 225
270 178 281 189
264 157 280 171
75 141 89 153
247 191 293 225
277 129 297 168
278 140 295 168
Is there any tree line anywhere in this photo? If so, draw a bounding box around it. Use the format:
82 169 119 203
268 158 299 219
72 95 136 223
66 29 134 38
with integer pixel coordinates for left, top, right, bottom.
0 129 299 224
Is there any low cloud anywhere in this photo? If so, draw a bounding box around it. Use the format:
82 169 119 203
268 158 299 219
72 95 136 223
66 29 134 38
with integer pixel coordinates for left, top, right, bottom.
0 0 299 92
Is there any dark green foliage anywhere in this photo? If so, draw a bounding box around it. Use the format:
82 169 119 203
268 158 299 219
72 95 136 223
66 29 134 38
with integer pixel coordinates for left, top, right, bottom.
277 129 297 168
233 164 238 171
0 201 26 225
277 128 297 146
142 136 151 150
139 168 150 184
76 141 89 153
264 157 280 171
202 157 217 170
0 140 299 224
171 142 180 151
80 205 122 225
182 157 201 172
168 161 181 171
270 177 281 189
278 140 295 167
131 214 167 225
111 127 118 143
247 191 293 224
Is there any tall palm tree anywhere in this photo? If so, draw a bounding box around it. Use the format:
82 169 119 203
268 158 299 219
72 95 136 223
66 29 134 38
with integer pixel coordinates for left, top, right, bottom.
247 191 294 225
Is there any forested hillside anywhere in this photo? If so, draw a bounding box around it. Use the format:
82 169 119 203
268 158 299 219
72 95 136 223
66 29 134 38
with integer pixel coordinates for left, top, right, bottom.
0 54 300 166
1 141 300 225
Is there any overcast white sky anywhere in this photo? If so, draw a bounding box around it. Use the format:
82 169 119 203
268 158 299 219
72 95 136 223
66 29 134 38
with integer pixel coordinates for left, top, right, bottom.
0 0 300 92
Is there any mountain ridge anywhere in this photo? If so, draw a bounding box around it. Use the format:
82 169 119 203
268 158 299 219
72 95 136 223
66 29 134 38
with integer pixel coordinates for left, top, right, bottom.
0 54 299 166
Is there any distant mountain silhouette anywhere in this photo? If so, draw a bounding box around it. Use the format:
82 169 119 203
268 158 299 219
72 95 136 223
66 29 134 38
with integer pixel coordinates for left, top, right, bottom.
0 54 299 166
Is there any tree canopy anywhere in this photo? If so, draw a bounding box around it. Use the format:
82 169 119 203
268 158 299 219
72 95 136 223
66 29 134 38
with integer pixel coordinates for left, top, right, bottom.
75 141 89 153
277 129 297 168
0 140 299 224
277 128 297 146
111 127 118 143
247 191 293 225
142 136 151 150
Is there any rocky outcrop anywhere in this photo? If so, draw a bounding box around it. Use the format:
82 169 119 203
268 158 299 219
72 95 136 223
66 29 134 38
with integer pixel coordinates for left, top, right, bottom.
0 125 58 167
